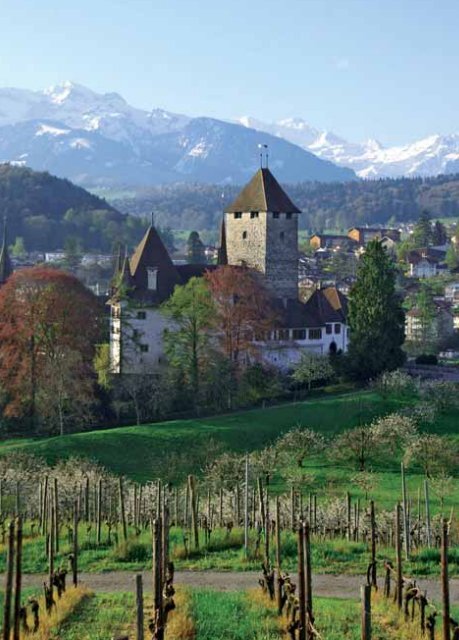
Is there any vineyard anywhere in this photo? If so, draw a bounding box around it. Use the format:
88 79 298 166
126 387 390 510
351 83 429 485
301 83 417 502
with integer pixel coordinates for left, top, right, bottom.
0 454 457 639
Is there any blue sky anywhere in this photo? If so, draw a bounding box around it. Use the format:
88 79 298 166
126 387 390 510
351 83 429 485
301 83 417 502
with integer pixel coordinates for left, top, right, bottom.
0 0 457 145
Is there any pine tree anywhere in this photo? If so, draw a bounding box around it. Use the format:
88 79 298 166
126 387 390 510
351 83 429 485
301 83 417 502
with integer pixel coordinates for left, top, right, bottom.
432 220 447 246
187 231 206 264
413 210 432 247
347 240 405 380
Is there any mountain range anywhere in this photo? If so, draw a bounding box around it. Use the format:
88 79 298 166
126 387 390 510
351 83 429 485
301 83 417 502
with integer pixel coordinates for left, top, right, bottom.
237 117 459 179
0 82 354 187
0 81 458 187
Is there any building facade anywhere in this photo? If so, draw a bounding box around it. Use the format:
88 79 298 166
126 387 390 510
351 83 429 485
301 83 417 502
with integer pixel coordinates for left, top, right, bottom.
109 168 349 374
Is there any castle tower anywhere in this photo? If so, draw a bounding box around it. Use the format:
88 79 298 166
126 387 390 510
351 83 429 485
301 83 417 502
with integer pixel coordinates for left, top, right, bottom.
224 168 301 299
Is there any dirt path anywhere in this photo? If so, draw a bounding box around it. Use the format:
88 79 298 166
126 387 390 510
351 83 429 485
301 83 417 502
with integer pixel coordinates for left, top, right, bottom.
16 571 459 601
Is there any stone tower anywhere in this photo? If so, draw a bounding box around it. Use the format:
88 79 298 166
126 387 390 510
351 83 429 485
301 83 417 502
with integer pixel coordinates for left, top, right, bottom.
224 168 301 300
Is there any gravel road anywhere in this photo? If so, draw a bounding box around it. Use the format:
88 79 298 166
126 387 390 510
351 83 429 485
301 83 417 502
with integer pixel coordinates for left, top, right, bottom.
15 571 459 601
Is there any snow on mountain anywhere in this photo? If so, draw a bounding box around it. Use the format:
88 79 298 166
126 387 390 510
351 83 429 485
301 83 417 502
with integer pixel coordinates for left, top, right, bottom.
0 83 355 186
237 116 459 179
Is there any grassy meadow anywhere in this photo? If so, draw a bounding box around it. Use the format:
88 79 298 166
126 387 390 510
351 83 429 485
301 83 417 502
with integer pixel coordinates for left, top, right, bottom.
0 390 457 513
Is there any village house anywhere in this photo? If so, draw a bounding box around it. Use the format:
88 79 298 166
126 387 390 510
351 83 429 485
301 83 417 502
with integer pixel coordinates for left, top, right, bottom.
348 226 401 245
109 167 349 374
405 299 455 343
309 233 357 251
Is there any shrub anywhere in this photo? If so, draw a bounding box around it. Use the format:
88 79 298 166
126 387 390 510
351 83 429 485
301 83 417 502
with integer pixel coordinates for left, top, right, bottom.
111 540 149 562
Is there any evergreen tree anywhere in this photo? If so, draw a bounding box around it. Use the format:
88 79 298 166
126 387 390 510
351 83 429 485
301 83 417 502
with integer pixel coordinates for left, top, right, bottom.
432 220 447 245
413 210 432 247
347 240 405 380
445 244 459 271
187 231 206 264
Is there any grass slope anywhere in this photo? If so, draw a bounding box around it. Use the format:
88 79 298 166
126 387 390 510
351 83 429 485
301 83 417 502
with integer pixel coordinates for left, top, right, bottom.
0 392 405 483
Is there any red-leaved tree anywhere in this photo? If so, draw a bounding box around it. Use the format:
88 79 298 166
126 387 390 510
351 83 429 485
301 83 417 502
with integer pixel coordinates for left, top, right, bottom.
205 265 277 366
0 267 101 434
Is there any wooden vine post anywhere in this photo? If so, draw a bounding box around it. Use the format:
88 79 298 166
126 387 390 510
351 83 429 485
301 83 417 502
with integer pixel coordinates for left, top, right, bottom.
361 584 372 640
297 522 306 640
275 497 282 615
12 516 22 640
152 517 164 640
424 479 431 548
395 503 402 610
188 475 199 550
441 519 450 640
136 573 144 640
72 497 79 587
54 477 59 552
304 521 313 638
401 463 410 560
244 455 249 555
370 500 377 589
119 476 128 542
97 477 102 545
2 519 15 640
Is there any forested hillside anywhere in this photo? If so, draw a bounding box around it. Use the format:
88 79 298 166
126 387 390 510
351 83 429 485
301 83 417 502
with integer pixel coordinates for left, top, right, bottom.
0 164 146 251
109 173 459 232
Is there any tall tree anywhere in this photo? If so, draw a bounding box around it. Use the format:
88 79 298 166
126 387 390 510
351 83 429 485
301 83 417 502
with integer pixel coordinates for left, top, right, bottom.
413 210 432 247
187 231 206 264
161 276 215 397
205 265 277 366
347 240 405 380
432 220 447 246
0 267 101 433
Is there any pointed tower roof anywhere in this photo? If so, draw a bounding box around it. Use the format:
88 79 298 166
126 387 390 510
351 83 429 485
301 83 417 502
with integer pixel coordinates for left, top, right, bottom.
129 224 181 302
217 216 227 265
225 168 301 213
0 218 13 285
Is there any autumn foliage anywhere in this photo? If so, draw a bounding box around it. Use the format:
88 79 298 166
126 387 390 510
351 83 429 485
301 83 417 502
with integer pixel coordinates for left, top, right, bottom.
205 265 277 365
0 267 101 433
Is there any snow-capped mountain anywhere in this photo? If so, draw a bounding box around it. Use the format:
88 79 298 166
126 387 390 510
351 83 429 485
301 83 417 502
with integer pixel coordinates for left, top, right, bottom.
0 82 354 186
236 117 459 179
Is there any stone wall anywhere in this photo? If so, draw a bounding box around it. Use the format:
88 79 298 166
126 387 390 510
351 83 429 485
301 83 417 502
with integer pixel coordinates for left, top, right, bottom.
225 210 299 299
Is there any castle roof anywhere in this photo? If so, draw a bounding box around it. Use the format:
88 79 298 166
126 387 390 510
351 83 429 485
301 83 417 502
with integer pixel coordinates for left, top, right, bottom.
129 225 182 303
225 168 301 214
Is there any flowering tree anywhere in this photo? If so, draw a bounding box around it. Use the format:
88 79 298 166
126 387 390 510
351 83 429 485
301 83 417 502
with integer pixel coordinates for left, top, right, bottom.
292 353 334 391
275 426 325 467
0 267 101 434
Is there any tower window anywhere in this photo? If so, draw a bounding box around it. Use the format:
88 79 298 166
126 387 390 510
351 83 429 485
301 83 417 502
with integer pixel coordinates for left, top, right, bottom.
250 211 259 219
286 213 292 220
136 311 147 320
234 212 242 219
280 231 285 241
273 212 279 219
140 344 149 352
242 231 248 239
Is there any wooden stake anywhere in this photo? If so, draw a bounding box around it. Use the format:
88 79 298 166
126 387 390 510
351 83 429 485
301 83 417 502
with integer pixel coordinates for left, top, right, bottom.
72 498 78 587
424 479 431 548
401 463 410 560
275 497 282 615
136 573 144 640
244 455 249 553
12 516 22 640
441 519 450 640
361 584 372 640
2 520 15 640
304 521 313 637
370 500 377 589
395 503 402 610
297 522 306 640
119 477 127 542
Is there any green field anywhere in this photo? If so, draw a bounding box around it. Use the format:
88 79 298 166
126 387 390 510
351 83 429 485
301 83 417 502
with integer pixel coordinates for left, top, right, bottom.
0 392 407 483
1 391 457 513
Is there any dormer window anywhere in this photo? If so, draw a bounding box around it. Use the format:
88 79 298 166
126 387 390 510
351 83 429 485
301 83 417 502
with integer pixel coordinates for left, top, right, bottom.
234 212 242 219
147 267 158 291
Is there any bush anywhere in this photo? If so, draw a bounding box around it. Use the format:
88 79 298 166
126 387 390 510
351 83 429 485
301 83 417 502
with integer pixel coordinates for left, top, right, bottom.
111 540 149 562
415 354 438 365
374 369 417 398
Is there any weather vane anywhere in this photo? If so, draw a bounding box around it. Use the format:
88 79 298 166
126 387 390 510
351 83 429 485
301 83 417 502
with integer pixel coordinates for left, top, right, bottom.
258 143 269 169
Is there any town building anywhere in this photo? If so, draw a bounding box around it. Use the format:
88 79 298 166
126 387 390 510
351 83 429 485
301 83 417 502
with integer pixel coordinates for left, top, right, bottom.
109 167 349 374
348 226 401 245
309 234 356 251
405 300 454 343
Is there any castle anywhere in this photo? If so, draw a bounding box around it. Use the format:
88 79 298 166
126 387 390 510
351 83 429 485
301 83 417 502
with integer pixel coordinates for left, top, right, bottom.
109 167 348 374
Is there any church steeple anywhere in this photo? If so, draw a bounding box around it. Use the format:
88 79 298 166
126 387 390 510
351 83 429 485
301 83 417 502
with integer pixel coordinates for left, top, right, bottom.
0 217 13 285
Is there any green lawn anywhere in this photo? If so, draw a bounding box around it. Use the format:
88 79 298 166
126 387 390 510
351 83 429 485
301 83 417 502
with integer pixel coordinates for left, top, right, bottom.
0 392 407 483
